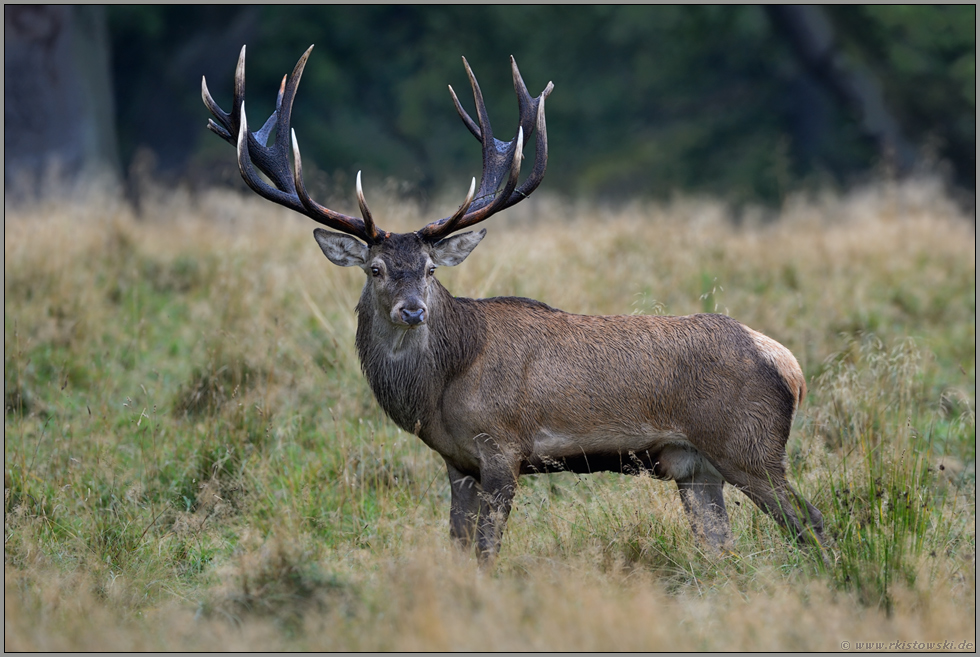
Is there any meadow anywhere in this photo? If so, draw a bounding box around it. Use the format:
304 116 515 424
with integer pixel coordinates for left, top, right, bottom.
4 178 975 650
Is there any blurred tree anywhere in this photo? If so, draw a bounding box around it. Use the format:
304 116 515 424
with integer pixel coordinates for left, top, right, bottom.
108 6 259 190
92 6 975 206
827 5 975 190
766 5 918 174
5 5 119 197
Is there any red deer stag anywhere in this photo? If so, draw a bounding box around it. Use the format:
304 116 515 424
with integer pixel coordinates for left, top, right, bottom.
203 46 826 562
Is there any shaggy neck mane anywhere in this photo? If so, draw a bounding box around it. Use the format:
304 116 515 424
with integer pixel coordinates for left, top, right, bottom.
354 280 484 435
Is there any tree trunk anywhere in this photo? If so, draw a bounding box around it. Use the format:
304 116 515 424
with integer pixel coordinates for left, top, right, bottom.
766 5 917 175
5 5 119 197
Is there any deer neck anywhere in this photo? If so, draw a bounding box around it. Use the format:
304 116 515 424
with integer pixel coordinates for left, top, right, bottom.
354 282 484 434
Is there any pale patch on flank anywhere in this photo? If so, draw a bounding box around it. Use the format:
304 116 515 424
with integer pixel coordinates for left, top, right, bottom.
745 327 807 412
531 427 688 461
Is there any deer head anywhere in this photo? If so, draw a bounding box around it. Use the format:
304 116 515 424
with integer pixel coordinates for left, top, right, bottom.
202 46 553 331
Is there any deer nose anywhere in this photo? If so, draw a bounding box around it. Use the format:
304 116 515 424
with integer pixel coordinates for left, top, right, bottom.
401 307 426 326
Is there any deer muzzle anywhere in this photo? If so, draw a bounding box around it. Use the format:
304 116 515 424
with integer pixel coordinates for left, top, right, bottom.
391 300 428 327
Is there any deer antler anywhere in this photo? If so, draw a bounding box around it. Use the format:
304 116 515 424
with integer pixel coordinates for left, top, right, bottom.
418 56 553 242
202 45 386 244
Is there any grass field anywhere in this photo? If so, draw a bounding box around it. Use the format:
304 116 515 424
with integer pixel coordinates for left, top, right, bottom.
4 179 975 650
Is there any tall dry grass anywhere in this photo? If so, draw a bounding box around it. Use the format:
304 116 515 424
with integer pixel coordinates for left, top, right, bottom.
4 178 975 650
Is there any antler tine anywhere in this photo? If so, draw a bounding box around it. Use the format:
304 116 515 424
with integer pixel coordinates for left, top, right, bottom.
448 84 480 141
202 76 232 142
419 57 552 242
443 126 524 233
464 56 505 212
356 171 383 243
429 177 478 241
205 45 386 244
290 130 381 241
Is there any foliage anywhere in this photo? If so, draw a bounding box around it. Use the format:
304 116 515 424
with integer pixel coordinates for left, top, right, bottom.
106 6 975 204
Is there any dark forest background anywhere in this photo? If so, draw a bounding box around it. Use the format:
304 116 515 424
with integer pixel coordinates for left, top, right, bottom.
5 5 975 207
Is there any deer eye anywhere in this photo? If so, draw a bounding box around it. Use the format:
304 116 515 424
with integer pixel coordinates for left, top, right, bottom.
370 266 381 277
427 266 436 276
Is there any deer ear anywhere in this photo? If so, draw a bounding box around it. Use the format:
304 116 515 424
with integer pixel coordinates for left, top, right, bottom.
430 229 486 267
314 228 368 267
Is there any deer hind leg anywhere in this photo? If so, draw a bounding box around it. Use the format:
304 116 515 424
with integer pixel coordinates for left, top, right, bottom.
785 483 825 545
660 446 731 549
676 475 730 550
720 463 825 548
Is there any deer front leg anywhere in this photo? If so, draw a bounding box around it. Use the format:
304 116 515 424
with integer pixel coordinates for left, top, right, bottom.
474 433 521 564
446 461 480 550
